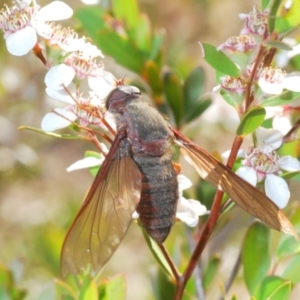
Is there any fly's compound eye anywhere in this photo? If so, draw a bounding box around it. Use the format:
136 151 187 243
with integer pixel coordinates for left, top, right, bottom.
105 86 141 111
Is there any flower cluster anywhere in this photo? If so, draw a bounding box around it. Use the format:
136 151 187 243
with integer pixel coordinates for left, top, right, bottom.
217 7 300 106
0 0 207 227
0 0 117 132
215 6 300 210
223 128 300 209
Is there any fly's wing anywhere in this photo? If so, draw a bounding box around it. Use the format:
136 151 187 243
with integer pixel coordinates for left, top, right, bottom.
61 139 142 276
173 130 298 240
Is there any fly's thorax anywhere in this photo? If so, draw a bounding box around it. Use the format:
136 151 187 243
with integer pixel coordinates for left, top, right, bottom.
120 101 173 156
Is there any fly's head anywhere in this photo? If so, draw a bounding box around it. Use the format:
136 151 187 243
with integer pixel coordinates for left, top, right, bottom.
106 85 141 113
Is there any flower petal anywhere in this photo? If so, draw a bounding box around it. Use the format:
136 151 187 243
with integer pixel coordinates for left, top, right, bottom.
36 1 73 21
41 108 77 131
67 156 103 172
277 156 300 171
236 166 257 186
45 83 76 104
45 64 75 90
6 27 37 56
256 127 283 149
176 197 207 227
258 77 284 95
221 149 245 162
88 72 116 99
177 174 193 191
265 174 290 209
272 114 292 135
283 74 300 92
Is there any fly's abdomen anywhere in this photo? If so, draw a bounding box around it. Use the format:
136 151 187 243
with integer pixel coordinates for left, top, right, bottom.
134 152 179 244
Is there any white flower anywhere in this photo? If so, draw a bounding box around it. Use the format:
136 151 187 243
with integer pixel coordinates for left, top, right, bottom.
258 67 300 95
175 175 208 227
239 7 269 37
45 64 76 91
37 23 86 52
41 107 77 131
264 98 300 135
67 155 104 172
235 127 300 208
88 71 116 99
0 1 73 56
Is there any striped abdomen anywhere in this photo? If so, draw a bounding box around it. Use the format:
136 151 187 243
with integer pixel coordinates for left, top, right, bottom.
134 151 179 244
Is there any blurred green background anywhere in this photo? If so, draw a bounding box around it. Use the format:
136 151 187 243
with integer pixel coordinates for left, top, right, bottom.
2 0 300 299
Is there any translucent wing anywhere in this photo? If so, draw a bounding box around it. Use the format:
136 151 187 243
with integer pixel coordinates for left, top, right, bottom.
61 141 142 276
173 131 298 239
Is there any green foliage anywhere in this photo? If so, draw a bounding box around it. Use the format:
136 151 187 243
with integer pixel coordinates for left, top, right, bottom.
142 227 174 279
260 91 300 107
203 255 220 290
254 276 291 300
200 43 240 77
236 107 266 136
75 3 211 128
98 275 127 300
242 222 271 294
0 265 26 300
3 0 300 299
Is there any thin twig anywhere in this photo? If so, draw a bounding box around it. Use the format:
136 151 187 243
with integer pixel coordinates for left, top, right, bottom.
157 243 181 282
173 189 224 300
185 226 205 300
283 117 300 143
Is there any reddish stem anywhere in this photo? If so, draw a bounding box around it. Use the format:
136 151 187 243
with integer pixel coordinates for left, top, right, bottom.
158 243 181 283
173 189 224 300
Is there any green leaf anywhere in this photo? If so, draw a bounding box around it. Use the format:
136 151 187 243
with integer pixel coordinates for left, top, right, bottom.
275 0 300 33
200 43 240 77
163 72 184 127
98 275 126 300
112 0 139 30
277 205 300 258
0 266 26 300
282 253 300 284
144 60 163 97
183 67 205 109
262 0 272 9
18 126 82 140
79 277 98 300
55 279 77 300
134 14 151 52
142 228 174 278
260 90 300 106
236 107 266 136
84 151 103 177
268 0 282 33
281 171 300 180
183 98 212 124
203 255 220 290
76 8 145 73
149 30 165 62
154 268 176 300
290 54 300 72
242 222 271 294
266 41 293 51
183 67 210 123
94 30 144 73
276 233 300 258
279 140 300 157
220 90 239 108
75 7 107 36
254 276 291 300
